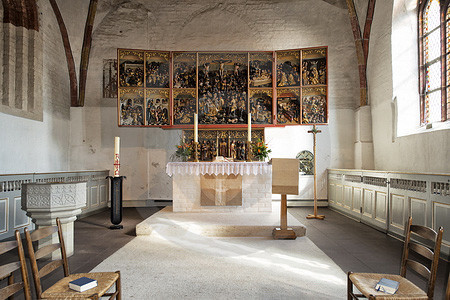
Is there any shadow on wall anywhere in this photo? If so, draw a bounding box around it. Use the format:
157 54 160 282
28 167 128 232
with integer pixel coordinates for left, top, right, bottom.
176 5 259 50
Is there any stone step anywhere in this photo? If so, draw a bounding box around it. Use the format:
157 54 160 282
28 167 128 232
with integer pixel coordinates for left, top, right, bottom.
136 203 306 238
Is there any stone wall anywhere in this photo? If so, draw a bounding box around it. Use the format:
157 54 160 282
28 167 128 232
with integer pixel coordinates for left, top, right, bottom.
68 0 359 202
0 0 71 173
368 0 450 173
2 0 447 200
0 0 360 200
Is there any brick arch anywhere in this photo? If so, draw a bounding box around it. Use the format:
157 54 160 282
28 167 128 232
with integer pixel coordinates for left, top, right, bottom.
2 0 39 31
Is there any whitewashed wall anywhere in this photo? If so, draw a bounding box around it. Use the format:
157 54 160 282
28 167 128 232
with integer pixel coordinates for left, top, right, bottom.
66 0 359 202
0 1 71 173
368 0 450 173
1 0 446 203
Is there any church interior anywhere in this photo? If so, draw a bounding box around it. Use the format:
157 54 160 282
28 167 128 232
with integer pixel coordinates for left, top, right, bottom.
0 0 449 299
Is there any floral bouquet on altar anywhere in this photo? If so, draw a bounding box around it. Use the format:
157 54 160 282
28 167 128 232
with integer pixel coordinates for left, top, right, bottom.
174 141 193 162
252 139 271 161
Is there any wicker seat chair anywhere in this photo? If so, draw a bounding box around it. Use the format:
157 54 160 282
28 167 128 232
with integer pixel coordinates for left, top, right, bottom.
348 217 443 300
446 273 449 300
25 218 121 299
0 230 31 300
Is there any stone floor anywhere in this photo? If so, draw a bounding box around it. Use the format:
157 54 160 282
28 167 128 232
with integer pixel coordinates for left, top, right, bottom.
2 206 449 299
289 207 449 300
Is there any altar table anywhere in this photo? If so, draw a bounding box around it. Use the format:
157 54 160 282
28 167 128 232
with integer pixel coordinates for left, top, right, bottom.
166 162 272 212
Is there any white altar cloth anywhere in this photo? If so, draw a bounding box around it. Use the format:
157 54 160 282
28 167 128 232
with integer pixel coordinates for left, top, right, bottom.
167 162 272 212
166 162 271 177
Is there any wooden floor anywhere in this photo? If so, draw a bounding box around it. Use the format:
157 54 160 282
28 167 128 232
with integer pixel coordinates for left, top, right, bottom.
2 206 449 299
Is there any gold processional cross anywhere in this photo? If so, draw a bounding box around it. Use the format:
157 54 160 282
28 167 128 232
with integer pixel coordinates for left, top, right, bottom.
306 125 325 220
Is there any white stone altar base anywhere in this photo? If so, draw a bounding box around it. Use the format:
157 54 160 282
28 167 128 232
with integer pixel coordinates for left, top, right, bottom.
21 182 87 259
136 202 306 237
166 162 272 213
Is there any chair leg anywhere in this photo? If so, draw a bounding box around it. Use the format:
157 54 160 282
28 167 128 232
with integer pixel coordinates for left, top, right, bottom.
116 271 121 300
8 274 14 300
347 272 353 300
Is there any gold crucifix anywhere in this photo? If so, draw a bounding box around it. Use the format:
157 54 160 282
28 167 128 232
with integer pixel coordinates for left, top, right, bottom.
306 125 325 220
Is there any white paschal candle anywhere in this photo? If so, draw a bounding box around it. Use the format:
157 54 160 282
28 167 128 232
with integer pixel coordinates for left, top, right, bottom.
194 113 198 143
247 113 251 142
114 136 120 177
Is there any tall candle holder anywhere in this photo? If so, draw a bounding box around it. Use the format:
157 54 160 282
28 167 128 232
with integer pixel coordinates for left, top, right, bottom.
193 142 199 162
106 176 126 229
246 140 253 162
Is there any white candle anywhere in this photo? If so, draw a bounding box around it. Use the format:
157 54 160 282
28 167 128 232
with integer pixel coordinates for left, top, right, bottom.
247 113 251 142
114 136 120 177
194 113 198 143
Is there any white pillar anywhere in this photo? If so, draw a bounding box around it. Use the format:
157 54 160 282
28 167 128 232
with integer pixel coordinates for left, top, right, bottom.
354 105 374 170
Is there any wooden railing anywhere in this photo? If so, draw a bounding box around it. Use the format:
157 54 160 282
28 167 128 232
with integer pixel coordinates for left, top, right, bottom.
328 169 450 259
0 170 109 240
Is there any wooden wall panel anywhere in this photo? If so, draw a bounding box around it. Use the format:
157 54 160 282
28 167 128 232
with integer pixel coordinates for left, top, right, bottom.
375 191 387 222
363 189 374 218
328 170 450 258
91 186 99 207
343 185 352 209
390 194 405 230
410 197 427 227
336 184 343 206
352 187 362 213
433 201 450 248
13 196 29 228
0 198 7 233
100 184 107 204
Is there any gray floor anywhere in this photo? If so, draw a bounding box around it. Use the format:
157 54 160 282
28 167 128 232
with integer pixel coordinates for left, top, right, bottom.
289 207 449 300
2 206 449 299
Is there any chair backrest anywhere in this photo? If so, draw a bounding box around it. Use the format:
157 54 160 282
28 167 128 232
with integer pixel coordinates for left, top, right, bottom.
24 218 70 299
400 216 444 299
0 230 31 300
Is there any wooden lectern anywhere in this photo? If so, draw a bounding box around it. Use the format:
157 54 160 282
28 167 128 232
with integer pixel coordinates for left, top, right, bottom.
271 158 299 240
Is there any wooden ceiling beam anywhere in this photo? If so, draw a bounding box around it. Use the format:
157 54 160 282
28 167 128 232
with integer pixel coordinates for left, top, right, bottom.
48 0 79 107
79 0 98 107
48 0 98 107
346 0 376 107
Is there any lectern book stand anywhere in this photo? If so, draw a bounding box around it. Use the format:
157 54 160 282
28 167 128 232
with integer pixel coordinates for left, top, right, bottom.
271 158 299 240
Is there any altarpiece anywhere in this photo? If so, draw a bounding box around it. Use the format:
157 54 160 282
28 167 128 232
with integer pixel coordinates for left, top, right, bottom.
117 47 328 128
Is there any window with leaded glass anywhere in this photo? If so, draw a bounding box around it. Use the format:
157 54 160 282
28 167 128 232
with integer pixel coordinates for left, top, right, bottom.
423 0 442 124
446 5 450 119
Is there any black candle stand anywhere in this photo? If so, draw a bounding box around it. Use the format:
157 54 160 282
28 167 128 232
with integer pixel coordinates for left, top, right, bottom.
106 176 126 229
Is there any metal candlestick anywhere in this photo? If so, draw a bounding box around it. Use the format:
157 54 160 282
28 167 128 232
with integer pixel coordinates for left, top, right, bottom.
246 141 253 162
193 142 199 162
106 176 126 229
306 125 325 220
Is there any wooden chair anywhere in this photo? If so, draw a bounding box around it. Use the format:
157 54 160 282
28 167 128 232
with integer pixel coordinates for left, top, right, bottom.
25 218 121 299
348 217 443 300
446 272 449 300
0 230 31 300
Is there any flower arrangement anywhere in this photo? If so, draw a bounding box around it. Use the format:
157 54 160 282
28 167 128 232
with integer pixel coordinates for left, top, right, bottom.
252 139 271 161
174 141 193 161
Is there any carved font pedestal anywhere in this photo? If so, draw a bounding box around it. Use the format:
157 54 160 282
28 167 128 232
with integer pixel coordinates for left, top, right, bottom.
21 182 87 259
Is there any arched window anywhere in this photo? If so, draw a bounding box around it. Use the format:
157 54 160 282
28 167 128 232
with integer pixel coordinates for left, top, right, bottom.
419 0 449 125
446 5 450 120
